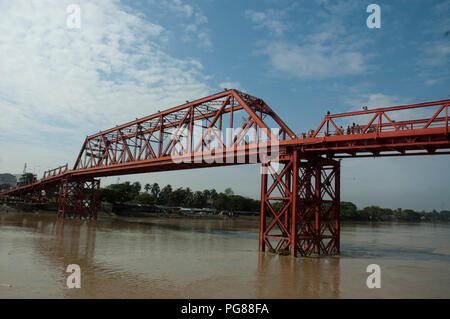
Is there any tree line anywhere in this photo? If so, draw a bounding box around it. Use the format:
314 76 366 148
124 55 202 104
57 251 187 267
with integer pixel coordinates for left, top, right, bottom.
340 201 450 222
98 181 450 222
99 181 260 212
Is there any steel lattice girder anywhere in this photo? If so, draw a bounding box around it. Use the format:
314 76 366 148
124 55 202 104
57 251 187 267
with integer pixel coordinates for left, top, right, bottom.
260 151 340 257
73 89 295 171
298 99 450 158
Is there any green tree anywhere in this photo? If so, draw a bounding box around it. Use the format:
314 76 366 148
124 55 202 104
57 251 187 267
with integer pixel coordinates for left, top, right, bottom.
18 173 36 186
133 192 155 205
182 187 193 207
99 188 115 203
132 181 141 194
402 209 421 222
171 187 187 206
340 201 358 220
151 183 160 200
101 181 141 204
224 188 234 196
158 184 173 205
439 210 450 221
209 189 218 207
362 206 389 221
192 191 206 208
213 193 227 211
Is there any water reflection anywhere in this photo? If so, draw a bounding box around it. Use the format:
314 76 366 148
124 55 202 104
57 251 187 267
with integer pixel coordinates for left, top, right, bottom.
50 218 97 265
256 253 340 298
28 216 179 298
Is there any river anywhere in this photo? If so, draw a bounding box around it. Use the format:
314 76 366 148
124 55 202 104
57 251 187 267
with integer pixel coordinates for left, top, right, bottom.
0 212 449 298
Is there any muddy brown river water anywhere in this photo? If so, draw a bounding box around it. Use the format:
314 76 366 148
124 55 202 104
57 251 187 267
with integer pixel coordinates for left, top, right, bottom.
0 212 449 298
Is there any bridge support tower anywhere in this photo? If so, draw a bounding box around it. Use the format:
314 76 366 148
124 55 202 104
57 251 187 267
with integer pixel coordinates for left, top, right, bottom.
57 178 100 219
259 150 340 257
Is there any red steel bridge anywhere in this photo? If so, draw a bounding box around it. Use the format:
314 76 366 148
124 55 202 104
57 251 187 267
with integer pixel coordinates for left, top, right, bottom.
1 89 449 257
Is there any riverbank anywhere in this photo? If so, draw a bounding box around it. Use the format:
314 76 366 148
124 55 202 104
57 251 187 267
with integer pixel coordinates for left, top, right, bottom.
3 203 450 225
0 203 251 221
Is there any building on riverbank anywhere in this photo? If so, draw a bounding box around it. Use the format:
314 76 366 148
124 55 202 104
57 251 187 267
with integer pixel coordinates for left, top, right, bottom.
0 173 18 190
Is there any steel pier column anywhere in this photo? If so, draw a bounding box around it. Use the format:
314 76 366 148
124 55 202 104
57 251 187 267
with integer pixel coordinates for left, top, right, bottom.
57 178 100 219
259 153 340 257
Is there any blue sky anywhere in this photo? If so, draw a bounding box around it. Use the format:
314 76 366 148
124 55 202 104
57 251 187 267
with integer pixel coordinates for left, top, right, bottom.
0 0 449 211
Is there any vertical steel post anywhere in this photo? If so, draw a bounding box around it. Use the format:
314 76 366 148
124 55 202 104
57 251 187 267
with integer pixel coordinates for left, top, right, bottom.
290 150 298 257
335 161 341 253
314 162 321 254
259 162 268 252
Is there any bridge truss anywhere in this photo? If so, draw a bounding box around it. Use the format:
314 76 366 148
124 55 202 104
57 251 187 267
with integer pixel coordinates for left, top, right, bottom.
1 90 449 257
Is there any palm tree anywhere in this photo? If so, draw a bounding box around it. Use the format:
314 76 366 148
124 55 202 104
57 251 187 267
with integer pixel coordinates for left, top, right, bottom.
224 188 234 196
151 183 160 199
183 187 193 207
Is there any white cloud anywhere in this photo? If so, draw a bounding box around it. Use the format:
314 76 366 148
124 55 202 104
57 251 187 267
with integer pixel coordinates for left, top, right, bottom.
347 93 404 110
243 0 373 81
251 3 368 80
218 81 242 91
343 93 439 125
422 41 450 67
196 30 213 51
245 9 287 36
265 42 365 80
161 0 194 17
424 77 447 86
0 0 211 171
153 0 212 50
184 9 212 50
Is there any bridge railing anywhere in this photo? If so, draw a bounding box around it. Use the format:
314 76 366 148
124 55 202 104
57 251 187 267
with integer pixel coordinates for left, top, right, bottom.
309 99 450 138
42 164 68 179
0 163 69 196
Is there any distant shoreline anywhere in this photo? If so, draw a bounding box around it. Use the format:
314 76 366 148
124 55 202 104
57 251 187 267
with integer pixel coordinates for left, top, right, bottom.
1 204 449 224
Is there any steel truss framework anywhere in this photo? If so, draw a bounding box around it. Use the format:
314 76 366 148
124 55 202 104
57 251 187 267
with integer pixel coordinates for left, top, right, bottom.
73 89 295 172
260 151 340 257
3 178 100 219
57 178 100 219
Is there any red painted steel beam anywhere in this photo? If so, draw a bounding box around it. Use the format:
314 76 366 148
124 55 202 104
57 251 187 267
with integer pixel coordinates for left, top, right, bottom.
328 99 450 118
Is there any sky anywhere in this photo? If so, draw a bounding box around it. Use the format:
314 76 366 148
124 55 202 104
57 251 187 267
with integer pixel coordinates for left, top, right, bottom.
0 0 449 211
